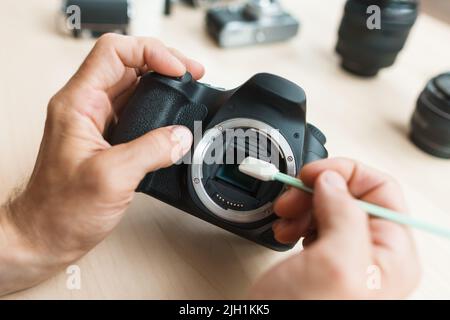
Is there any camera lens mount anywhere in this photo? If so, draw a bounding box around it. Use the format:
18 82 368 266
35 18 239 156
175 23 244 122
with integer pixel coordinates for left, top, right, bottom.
191 118 296 224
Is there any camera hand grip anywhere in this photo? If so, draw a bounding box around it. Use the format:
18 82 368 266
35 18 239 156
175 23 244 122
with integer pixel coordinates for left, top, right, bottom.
108 74 208 199
109 75 207 145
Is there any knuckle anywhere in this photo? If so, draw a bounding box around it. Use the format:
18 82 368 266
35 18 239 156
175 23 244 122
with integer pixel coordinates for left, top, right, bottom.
140 37 166 60
145 36 164 47
146 128 181 166
334 157 359 169
147 37 163 47
46 93 67 125
148 128 174 150
383 175 402 192
334 156 355 164
47 95 60 117
97 33 121 48
136 36 163 50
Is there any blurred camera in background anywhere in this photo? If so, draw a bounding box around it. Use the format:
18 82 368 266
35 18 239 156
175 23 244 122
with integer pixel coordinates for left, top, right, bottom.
164 0 235 16
181 0 229 8
206 0 299 48
59 0 132 38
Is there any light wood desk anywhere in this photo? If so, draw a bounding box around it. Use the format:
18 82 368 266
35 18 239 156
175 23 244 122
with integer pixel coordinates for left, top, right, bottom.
1 0 450 299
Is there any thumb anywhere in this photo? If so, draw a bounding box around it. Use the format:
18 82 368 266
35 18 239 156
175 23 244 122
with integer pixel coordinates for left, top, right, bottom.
313 170 371 252
103 125 193 180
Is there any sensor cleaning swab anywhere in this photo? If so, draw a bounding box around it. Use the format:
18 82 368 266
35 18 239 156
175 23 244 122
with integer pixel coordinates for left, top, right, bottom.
239 157 450 239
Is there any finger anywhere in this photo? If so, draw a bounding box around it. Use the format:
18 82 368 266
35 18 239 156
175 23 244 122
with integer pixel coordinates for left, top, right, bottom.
106 67 141 106
274 187 312 219
168 48 205 80
312 170 371 257
111 79 139 119
301 158 406 212
111 49 204 117
301 158 411 251
302 229 317 248
71 34 186 101
272 214 312 244
370 218 413 250
370 219 421 299
135 64 149 77
100 125 193 183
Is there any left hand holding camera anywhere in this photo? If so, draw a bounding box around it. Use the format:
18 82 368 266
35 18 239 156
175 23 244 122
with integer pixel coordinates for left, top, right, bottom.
0 34 204 295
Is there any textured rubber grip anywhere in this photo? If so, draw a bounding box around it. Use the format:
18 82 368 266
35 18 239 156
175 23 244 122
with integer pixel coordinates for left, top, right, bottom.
109 79 207 144
108 77 208 200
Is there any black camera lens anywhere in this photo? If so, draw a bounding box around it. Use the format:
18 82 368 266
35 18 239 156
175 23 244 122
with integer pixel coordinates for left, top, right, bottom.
336 0 418 77
410 72 450 158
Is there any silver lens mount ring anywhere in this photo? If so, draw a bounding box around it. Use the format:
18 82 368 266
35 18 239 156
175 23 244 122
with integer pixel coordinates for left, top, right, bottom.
191 118 296 224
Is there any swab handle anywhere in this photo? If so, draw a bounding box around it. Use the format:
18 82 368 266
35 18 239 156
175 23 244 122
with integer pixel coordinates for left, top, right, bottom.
274 172 450 239
274 172 313 193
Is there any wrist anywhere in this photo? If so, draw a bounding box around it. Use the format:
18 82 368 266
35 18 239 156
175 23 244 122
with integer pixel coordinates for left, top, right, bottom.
0 195 73 295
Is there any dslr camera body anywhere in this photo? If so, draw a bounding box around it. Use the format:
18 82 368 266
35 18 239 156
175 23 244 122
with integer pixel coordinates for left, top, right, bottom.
206 0 299 47
108 72 327 251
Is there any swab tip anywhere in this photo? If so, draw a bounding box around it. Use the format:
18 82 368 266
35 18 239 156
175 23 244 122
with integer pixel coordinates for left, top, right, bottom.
238 157 279 181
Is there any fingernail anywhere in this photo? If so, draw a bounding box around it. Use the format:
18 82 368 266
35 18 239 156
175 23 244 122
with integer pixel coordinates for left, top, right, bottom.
172 57 187 73
272 219 288 233
189 59 205 73
189 58 201 67
277 188 294 201
171 126 193 152
272 220 281 233
321 171 347 191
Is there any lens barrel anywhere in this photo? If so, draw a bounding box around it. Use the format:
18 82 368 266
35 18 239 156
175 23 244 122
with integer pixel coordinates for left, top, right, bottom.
410 72 450 158
336 0 418 77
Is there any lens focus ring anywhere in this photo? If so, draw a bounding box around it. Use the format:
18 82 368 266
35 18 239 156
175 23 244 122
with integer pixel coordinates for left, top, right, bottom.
410 72 450 158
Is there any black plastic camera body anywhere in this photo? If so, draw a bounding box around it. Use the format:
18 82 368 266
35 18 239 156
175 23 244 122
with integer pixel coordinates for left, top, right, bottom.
108 72 327 251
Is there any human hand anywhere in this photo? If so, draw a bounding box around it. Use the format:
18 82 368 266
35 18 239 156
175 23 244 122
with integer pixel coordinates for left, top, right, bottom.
0 34 204 295
250 158 420 299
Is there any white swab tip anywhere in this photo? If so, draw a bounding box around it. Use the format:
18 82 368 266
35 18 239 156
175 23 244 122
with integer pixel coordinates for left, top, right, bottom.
238 157 279 181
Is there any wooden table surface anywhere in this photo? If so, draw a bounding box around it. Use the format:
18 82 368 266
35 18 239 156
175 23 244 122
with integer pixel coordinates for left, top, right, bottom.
1 0 450 299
